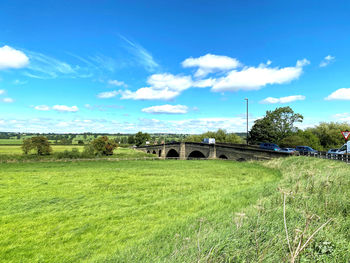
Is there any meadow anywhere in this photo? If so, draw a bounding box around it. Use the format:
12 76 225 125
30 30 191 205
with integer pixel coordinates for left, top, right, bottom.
0 156 349 262
0 159 280 262
0 145 85 155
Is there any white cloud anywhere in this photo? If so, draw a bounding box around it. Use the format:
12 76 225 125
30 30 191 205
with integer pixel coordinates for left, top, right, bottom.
52 105 78 112
34 105 50 111
182 54 241 77
120 73 193 100
0 45 29 70
148 73 193 91
0 89 5 95
24 50 78 79
97 90 119 99
211 59 309 92
118 57 309 100
108 80 127 87
296 58 310 67
119 35 159 72
333 113 350 122
260 95 306 104
320 55 335 67
2 97 14 103
142 104 189 114
325 88 350 100
120 87 179 100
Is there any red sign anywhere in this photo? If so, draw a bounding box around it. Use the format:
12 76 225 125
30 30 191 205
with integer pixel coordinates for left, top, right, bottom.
341 131 350 140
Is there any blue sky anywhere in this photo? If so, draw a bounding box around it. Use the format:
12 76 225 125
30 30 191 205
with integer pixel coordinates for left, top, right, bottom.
1 0 350 133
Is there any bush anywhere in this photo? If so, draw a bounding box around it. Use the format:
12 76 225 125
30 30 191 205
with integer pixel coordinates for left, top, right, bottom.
56 148 81 159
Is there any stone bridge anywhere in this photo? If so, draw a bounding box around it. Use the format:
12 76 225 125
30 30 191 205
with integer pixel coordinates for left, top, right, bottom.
137 142 289 161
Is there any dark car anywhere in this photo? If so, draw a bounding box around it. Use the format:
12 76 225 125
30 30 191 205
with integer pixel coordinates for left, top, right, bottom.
259 143 280 151
295 146 318 154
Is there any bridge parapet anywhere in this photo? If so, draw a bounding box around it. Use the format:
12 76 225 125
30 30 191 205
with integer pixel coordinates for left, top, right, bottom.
137 142 290 161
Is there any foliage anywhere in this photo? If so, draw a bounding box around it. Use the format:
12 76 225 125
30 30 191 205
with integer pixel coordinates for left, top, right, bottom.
134 132 151 146
184 129 243 144
56 148 81 159
91 136 117 155
249 106 303 144
308 122 350 149
280 130 322 150
21 136 52 155
127 135 135 145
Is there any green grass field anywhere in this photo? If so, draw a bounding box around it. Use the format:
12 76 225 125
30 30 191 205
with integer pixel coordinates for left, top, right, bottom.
0 157 349 262
0 145 85 155
0 159 280 262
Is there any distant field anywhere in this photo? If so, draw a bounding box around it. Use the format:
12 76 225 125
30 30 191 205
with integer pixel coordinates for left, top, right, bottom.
0 160 280 262
0 145 85 155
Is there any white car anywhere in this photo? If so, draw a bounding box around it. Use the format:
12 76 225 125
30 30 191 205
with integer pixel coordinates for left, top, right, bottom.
335 144 347 155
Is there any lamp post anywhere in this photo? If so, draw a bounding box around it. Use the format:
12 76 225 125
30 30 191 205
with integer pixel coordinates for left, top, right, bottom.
244 98 248 145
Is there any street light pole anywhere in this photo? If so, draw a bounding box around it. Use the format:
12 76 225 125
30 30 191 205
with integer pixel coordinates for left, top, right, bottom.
244 98 248 145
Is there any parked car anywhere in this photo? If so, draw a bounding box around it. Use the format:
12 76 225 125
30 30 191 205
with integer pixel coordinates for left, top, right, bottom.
335 144 347 155
295 146 318 154
279 148 298 154
259 143 280 151
327 148 339 156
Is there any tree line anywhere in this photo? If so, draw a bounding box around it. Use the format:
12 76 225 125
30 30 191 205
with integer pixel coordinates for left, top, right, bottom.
248 106 350 151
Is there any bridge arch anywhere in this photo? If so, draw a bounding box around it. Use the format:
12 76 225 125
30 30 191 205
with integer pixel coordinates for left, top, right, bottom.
166 149 179 158
152 150 156 154
147 150 150 154
188 150 206 159
219 154 228 159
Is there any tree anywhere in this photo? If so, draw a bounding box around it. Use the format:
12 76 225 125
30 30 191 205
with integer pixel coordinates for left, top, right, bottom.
134 132 151 146
22 136 52 155
91 136 117 155
127 135 135 145
308 122 350 149
183 129 243 144
249 106 303 144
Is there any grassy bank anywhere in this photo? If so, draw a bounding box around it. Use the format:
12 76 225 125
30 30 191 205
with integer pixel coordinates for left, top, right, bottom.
0 160 280 262
178 157 350 262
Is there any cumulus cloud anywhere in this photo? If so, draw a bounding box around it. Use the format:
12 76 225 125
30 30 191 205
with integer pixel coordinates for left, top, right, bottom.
182 54 241 77
2 97 14 103
52 105 78 112
108 80 127 87
320 55 335 67
0 89 5 95
120 87 179 100
260 95 306 104
211 59 309 92
0 45 29 70
119 56 309 100
97 90 119 99
142 104 189 114
34 105 51 111
120 73 196 100
325 88 350 100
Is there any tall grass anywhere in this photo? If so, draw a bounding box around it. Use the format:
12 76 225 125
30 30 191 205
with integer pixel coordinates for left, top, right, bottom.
173 157 350 262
